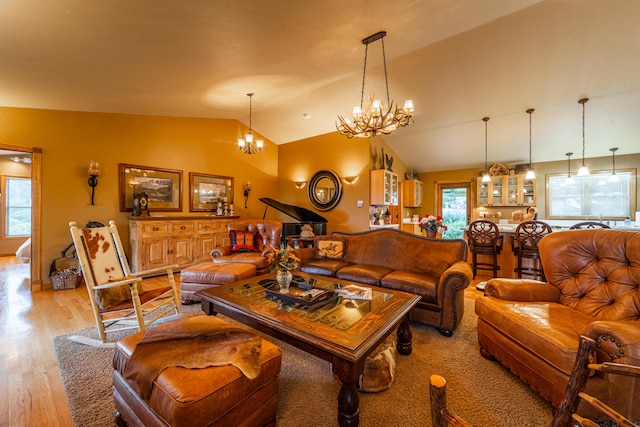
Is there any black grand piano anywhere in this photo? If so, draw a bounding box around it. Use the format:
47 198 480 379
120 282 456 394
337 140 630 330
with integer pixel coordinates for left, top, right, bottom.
259 197 327 242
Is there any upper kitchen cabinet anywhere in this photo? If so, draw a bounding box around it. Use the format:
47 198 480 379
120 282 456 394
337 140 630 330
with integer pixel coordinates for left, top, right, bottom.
403 179 423 208
477 174 535 207
370 169 398 206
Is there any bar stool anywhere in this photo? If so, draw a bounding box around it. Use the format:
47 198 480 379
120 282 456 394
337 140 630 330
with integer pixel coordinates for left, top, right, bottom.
511 220 552 281
467 220 503 279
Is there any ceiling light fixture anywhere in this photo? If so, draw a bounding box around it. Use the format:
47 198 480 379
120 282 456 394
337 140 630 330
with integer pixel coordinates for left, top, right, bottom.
482 117 491 183
565 152 574 185
336 31 414 138
237 93 263 155
577 98 590 176
524 108 536 180
609 147 619 183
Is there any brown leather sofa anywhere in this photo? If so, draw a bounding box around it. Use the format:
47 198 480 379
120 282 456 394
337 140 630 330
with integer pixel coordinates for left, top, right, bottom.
296 228 472 336
210 219 282 274
475 229 640 421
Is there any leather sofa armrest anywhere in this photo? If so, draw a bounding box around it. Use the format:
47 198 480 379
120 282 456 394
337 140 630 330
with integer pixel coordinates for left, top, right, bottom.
210 246 231 258
484 278 561 302
293 247 315 265
583 320 640 364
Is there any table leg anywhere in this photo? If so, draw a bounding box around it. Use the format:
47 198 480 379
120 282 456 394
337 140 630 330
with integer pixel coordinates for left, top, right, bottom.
397 318 413 355
337 380 360 427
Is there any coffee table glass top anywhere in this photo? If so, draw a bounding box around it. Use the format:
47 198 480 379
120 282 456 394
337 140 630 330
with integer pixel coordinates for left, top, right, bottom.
198 272 420 354
224 273 392 331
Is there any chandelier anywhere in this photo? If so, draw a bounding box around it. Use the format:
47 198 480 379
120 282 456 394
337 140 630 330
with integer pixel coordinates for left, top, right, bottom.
238 93 263 155
336 31 414 138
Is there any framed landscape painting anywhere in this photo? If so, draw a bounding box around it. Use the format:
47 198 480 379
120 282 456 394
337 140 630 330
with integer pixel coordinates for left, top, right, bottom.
189 172 234 212
119 163 183 212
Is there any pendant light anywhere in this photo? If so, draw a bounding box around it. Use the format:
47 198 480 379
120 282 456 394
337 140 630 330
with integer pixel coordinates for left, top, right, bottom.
237 93 264 155
565 152 574 185
577 98 590 176
481 117 491 182
609 147 619 182
524 108 536 180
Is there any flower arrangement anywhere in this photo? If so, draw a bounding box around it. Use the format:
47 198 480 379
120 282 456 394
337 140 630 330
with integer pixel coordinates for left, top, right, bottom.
418 215 448 233
267 245 300 272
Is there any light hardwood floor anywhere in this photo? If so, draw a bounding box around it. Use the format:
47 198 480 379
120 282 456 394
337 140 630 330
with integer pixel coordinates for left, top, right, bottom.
0 256 485 427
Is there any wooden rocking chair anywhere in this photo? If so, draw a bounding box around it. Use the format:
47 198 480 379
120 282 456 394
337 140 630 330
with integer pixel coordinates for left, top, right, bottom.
69 220 181 344
551 335 640 427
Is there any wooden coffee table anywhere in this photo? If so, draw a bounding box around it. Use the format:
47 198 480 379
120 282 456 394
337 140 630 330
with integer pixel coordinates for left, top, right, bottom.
197 271 421 427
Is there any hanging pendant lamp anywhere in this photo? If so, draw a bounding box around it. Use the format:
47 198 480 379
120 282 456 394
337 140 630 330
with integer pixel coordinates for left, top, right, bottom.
524 108 536 180
609 147 620 182
577 98 590 176
565 152 574 185
482 117 491 182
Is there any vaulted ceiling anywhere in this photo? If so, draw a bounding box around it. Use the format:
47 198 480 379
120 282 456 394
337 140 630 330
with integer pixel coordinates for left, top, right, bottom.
1 0 639 172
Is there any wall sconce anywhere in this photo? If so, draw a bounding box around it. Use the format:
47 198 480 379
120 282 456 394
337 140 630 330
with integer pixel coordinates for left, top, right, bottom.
88 160 100 205
294 181 306 189
243 181 251 208
342 176 359 185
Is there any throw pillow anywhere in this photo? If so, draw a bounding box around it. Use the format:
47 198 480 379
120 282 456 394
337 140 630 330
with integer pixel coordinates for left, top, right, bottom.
230 230 258 252
314 236 345 260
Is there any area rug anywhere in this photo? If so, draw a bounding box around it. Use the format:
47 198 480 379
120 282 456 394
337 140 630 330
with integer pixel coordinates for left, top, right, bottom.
53 299 553 426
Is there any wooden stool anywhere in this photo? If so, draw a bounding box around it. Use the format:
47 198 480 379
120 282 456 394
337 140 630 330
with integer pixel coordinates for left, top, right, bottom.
112 318 282 427
180 262 256 303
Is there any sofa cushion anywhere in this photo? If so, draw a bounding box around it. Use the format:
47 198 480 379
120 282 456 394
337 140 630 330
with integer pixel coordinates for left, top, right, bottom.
314 236 345 260
214 252 269 269
300 259 353 277
380 270 439 304
336 264 394 286
475 297 595 375
229 230 258 252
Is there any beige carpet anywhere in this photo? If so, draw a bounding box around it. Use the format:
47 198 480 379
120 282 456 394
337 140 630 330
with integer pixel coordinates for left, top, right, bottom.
53 299 553 426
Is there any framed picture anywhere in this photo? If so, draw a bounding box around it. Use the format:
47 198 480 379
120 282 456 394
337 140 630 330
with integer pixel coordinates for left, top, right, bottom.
189 172 234 212
119 163 183 212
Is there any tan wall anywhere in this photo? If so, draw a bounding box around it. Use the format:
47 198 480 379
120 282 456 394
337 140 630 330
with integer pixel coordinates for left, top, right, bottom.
276 132 410 232
419 154 640 221
0 157 31 254
0 107 280 287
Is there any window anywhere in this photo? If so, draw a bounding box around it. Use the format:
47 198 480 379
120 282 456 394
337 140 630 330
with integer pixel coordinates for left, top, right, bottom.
3 176 31 237
546 169 635 219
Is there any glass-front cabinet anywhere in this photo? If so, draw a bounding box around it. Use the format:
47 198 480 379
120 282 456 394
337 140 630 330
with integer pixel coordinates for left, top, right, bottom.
370 169 398 206
477 174 535 207
403 179 423 207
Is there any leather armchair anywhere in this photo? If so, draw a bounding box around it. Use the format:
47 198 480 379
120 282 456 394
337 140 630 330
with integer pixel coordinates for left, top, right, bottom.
210 219 282 273
475 229 640 421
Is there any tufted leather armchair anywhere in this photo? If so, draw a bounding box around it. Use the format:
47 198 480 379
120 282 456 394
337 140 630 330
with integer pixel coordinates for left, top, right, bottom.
210 219 282 273
475 229 640 421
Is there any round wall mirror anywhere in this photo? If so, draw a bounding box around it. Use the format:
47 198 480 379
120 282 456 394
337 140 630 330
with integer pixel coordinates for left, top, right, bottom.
307 170 343 211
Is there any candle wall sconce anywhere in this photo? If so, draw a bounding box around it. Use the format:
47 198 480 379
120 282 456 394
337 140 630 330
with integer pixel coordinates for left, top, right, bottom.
243 181 252 208
88 160 100 205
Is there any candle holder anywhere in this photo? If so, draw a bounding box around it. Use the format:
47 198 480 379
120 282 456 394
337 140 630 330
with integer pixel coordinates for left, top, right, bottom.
88 161 100 205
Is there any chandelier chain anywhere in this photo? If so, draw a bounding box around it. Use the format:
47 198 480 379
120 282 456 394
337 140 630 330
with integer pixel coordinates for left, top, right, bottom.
381 37 391 107
359 43 368 109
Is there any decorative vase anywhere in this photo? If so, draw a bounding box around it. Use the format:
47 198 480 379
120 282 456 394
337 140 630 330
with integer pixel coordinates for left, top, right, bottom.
426 229 437 238
276 269 293 294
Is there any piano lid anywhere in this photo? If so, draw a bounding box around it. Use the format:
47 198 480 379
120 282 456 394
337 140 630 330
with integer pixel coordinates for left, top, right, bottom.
259 197 327 223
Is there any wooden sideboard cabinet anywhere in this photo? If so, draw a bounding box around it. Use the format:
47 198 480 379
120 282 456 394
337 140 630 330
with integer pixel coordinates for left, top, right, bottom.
129 216 238 274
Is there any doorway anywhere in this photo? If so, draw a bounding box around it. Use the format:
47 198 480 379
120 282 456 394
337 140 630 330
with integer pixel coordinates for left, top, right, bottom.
436 181 471 240
0 144 41 289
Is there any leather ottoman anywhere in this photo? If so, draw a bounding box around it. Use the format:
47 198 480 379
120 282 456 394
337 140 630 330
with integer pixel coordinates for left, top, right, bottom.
180 262 256 303
112 323 282 427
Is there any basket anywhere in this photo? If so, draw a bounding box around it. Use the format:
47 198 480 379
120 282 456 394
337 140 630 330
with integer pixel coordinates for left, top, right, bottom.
50 268 83 290
50 242 83 290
